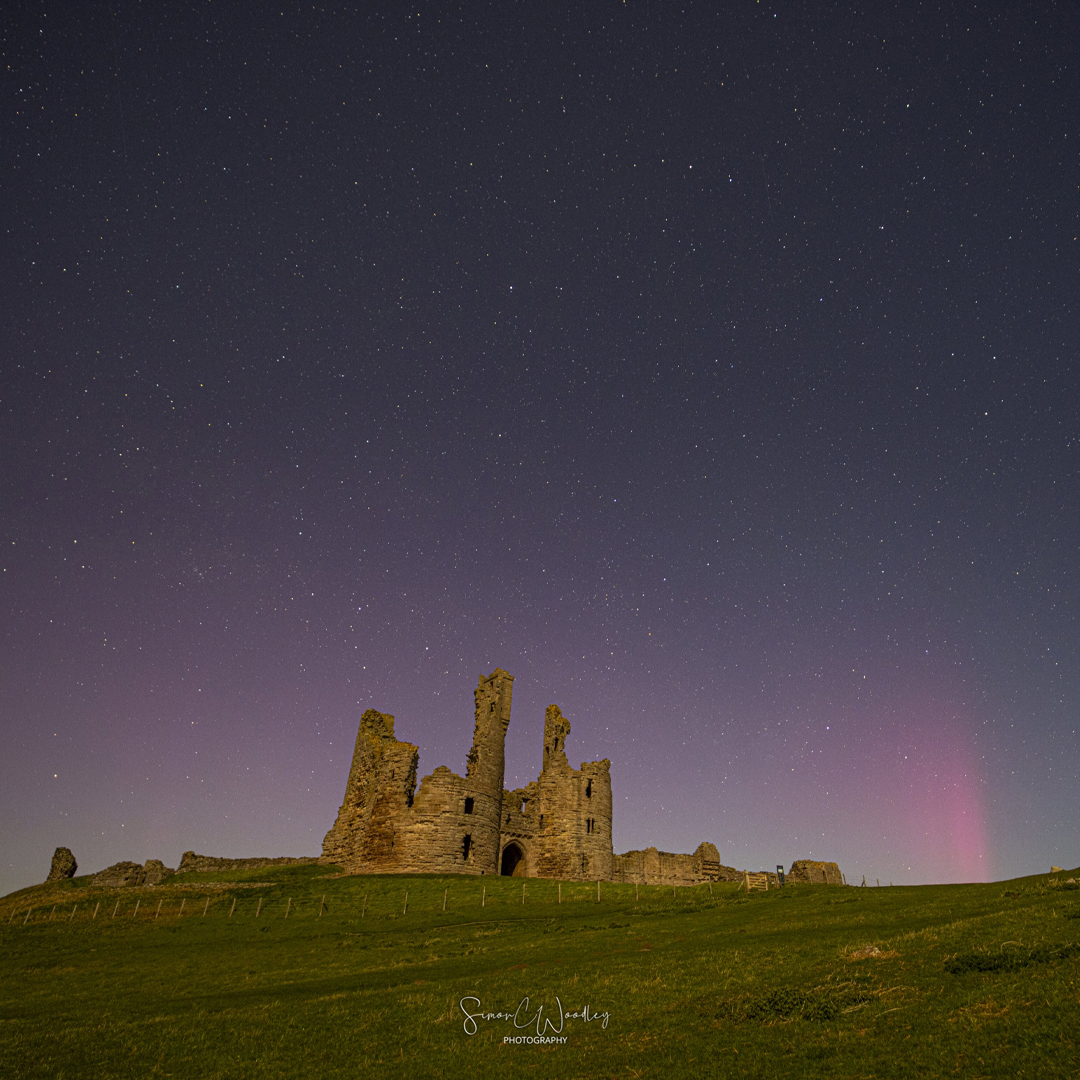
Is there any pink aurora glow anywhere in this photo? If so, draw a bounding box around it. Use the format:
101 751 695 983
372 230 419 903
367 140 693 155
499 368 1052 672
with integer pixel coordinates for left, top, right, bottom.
858 702 990 884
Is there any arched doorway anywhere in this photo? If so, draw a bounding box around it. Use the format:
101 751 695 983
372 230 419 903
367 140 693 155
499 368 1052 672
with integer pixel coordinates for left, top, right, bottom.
500 842 525 877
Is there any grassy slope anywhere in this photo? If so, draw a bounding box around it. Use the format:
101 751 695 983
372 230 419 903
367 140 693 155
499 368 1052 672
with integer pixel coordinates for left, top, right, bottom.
2 866 1079 1079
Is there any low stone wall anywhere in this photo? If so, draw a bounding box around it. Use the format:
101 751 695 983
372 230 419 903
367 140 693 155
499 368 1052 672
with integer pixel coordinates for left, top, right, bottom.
612 842 745 886
177 851 318 874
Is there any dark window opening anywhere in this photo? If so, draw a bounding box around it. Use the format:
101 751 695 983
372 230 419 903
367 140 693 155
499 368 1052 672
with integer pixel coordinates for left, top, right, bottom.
585 779 592 798
490 702 496 712
586 818 594 834
539 814 545 829
581 854 587 873
464 797 474 815
462 834 472 861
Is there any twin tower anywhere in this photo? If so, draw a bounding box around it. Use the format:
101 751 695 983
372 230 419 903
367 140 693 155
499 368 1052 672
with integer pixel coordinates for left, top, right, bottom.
320 669 615 879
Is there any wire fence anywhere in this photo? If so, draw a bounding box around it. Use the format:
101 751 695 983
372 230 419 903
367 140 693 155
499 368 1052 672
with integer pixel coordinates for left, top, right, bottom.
4 877 744 927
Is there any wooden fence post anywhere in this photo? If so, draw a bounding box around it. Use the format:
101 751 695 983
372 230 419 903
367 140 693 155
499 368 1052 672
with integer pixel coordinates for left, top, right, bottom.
24 907 32 924
133 899 141 917
112 900 120 918
256 898 263 918
402 891 408 915
360 895 365 919
228 898 236 918
635 883 639 902
558 883 561 904
155 900 162 919
285 898 292 919
482 886 486 908
522 884 526 905
319 895 326 917
178 899 186 917
70 903 77 921
442 888 447 912
203 896 210 916
48 905 56 921
597 881 600 903
92 902 100 920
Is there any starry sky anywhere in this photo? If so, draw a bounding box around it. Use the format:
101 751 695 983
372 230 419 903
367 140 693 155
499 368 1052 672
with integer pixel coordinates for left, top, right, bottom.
2 2 1077 896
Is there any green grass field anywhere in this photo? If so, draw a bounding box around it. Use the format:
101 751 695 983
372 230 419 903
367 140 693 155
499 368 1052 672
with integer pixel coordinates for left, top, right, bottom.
2 864 1079 1078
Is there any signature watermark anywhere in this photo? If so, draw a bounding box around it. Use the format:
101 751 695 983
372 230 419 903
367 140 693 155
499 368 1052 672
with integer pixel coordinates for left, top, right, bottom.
459 995 610 1043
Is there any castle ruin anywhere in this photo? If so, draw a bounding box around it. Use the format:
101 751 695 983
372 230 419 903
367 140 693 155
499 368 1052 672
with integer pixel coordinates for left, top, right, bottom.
321 668 749 885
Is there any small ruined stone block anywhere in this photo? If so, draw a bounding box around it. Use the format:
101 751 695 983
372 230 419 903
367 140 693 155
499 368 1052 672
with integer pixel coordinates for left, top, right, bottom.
46 847 77 883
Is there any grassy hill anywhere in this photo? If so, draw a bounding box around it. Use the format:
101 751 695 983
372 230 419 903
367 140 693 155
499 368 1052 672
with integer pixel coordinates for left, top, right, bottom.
2 865 1079 1078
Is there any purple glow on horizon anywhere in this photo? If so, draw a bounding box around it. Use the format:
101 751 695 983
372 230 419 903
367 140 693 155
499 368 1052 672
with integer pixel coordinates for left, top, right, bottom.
848 701 990 885
3 4 1079 898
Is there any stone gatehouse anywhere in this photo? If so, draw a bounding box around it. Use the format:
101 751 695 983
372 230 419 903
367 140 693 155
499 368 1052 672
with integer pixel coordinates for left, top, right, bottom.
321 667 738 884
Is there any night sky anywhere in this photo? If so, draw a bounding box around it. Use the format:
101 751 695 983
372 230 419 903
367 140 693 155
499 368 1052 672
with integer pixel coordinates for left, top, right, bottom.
3 3 1078 897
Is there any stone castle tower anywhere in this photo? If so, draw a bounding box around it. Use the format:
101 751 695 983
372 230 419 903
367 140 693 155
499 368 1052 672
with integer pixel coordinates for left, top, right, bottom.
461 668 513 872
321 669 514 876
498 705 613 880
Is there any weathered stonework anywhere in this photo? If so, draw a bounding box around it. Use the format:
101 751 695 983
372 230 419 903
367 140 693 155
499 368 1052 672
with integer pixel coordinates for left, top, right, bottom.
46 847 77 883
612 843 736 886
177 852 318 874
787 859 843 885
499 705 614 881
142 859 175 885
91 861 149 887
321 668 847 887
90 859 176 887
321 669 514 875
324 669 720 885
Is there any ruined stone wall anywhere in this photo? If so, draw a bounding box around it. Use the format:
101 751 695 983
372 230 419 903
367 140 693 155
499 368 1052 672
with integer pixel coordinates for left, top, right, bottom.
320 710 419 873
393 765 476 874
387 668 514 875
500 705 613 881
612 842 733 886
91 859 176 887
319 667 829 889
499 781 540 876
787 859 843 885
178 853 317 874
46 847 77 883
320 670 513 876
